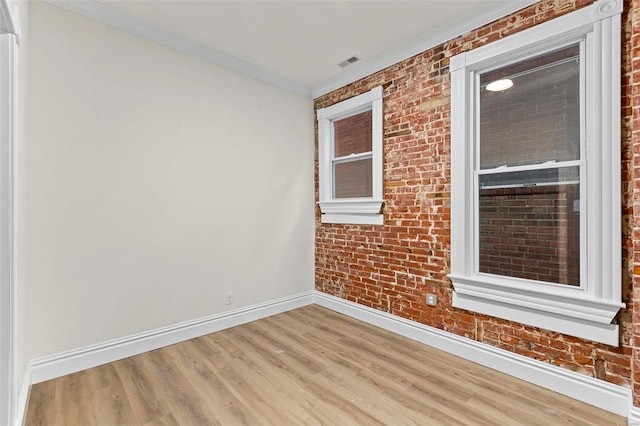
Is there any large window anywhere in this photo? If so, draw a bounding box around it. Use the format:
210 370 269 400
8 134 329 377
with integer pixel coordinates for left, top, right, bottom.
478 45 581 287
449 0 623 345
317 86 384 225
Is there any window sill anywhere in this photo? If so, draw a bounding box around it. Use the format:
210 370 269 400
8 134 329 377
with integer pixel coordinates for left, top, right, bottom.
449 274 625 346
319 199 384 215
318 199 384 225
320 213 383 225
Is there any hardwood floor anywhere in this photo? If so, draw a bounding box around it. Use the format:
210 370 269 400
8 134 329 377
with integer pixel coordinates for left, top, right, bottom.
25 305 626 425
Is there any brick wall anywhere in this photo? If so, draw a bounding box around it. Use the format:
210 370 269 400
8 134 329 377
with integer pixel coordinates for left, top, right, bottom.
315 0 635 397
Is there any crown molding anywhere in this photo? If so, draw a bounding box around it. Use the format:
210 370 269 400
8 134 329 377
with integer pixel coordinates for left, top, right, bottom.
45 0 311 97
0 0 18 36
311 0 540 98
44 0 541 100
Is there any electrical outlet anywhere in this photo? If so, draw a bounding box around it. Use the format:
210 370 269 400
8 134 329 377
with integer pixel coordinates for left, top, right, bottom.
225 292 234 305
426 293 437 306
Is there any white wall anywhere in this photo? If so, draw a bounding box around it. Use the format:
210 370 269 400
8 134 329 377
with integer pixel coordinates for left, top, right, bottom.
21 2 314 362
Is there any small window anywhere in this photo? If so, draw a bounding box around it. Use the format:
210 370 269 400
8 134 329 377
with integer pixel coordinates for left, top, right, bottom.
333 110 373 199
317 86 384 225
449 0 624 345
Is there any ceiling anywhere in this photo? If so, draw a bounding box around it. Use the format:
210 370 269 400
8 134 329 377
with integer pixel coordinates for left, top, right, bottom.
50 0 538 97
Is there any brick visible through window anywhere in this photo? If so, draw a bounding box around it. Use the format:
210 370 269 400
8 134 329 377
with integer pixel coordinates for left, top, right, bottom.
334 110 372 157
479 184 580 285
333 110 373 198
478 45 580 287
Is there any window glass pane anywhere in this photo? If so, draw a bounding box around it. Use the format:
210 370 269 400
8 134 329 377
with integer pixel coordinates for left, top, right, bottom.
334 159 372 198
334 110 372 158
479 166 579 189
478 180 580 286
480 45 580 169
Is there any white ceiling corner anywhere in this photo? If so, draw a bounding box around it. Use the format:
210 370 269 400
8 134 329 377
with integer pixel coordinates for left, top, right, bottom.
45 0 312 96
45 0 540 99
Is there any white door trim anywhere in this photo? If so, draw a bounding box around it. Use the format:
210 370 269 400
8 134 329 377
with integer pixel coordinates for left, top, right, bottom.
0 0 19 423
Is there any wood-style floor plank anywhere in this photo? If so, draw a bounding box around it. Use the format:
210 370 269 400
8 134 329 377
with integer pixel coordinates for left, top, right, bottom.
25 305 627 425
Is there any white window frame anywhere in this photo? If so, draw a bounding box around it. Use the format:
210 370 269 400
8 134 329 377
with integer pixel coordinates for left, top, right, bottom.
317 86 384 225
449 0 624 346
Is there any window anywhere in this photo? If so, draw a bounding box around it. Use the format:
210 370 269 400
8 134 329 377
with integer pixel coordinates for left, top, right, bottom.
317 86 384 225
449 0 624 345
479 46 581 287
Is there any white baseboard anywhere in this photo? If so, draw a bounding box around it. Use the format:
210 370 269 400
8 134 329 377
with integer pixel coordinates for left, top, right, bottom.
629 406 640 425
14 368 30 426
29 291 315 385
19 290 635 422
313 291 631 418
